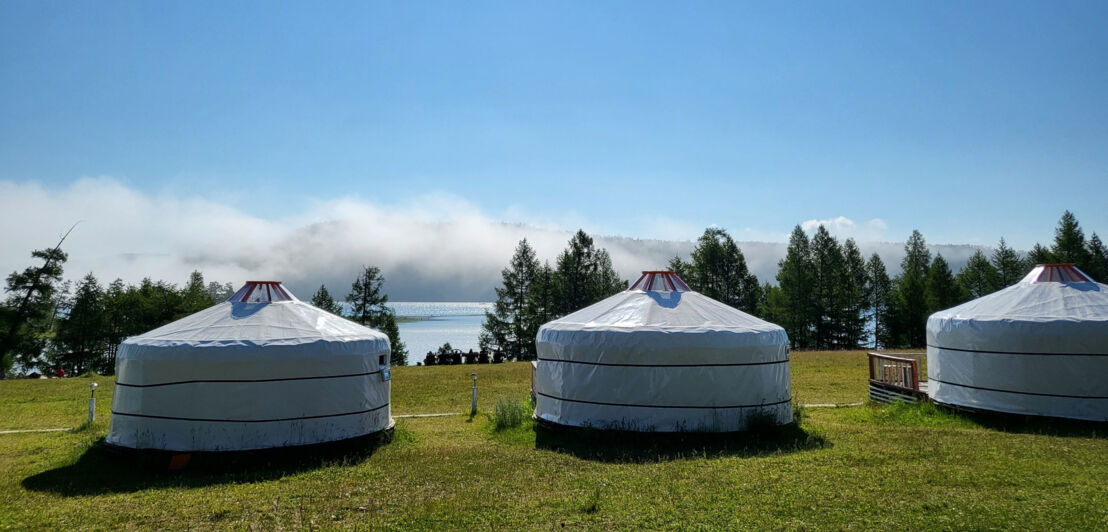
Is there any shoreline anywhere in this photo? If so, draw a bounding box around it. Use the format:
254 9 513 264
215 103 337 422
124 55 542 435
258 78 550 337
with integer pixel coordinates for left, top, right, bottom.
396 316 434 323
396 313 488 323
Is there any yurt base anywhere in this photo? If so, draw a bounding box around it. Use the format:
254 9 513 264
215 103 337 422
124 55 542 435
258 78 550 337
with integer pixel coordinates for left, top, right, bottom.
928 400 1108 428
532 415 823 460
868 372 1106 427
531 414 793 438
102 421 395 471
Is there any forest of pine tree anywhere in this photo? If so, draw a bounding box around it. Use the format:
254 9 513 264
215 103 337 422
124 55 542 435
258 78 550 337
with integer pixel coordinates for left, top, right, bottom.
480 230 627 359
2 211 1105 375
761 211 1108 349
0 259 234 377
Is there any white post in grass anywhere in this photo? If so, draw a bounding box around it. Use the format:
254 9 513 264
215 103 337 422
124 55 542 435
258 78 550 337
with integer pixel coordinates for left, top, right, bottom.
88 381 98 423
470 373 478 416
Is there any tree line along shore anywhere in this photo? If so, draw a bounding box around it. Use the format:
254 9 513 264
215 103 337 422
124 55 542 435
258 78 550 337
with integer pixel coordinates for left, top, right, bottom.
478 211 1104 358
1 211 1104 378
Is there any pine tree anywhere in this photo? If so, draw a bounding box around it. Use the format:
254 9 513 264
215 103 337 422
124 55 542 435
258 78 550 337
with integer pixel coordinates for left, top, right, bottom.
957 250 998 298
554 230 625 315
527 262 559 331
667 255 693 282
742 279 764 317
376 312 407 366
840 239 869 349
555 230 598 314
902 231 932 280
590 249 628 301
810 226 843 349
991 238 1026 287
159 279 186 324
1085 233 1108 282
44 280 73 370
347 266 388 326
777 226 814 348
481 239 540 360
688 228 731 301
311 284 343 315
180 271 212 317
865 253 892 349
1026 243 1053 266
925 255 964 315
758 282 787 326
1 246 68 378
686 228 761 313
103 278 127 372
345 266 407 365
891 230 931 347
738 253 764 316
1050 210 1091 267
54 273 107 375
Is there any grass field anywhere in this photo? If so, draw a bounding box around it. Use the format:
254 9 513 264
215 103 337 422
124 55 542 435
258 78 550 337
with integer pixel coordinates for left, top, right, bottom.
1 351 1105 530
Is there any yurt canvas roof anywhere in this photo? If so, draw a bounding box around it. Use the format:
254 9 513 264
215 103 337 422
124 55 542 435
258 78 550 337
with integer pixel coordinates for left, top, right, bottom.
541 271 786 338
931 265 1108 322
928 264 1108 353
126 281 387 348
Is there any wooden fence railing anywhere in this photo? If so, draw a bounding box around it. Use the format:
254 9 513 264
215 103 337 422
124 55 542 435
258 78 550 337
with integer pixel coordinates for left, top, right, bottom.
867 352 927 404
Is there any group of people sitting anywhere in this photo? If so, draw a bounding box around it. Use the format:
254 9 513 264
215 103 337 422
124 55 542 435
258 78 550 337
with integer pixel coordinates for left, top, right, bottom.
421 348 511 366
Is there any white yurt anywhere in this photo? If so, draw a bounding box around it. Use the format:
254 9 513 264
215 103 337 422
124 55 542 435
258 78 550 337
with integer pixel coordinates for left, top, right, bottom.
927 264 1108 421
533 271 792 432
107 281 394 452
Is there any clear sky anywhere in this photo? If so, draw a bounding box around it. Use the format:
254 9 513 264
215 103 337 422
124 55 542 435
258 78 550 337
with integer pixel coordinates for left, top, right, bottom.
2 1 1106 252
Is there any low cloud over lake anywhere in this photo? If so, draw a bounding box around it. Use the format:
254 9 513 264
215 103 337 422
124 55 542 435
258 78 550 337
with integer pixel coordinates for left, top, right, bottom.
2 178 985 301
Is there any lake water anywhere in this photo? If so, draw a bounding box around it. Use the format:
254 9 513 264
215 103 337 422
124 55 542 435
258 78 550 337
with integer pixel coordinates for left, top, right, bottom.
386 302 493 365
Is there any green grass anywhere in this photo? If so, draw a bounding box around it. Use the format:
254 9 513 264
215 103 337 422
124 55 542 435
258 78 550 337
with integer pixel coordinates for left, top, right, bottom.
0 373 115 430
394 361 532 414
788 349 925 405
490 396 529 431
1 351 1106 530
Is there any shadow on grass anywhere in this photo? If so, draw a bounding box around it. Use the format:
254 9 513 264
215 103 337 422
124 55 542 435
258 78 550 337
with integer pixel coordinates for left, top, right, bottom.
533 419 829 463
22 429 395 497
939 404 1106 439
857 400 1106 439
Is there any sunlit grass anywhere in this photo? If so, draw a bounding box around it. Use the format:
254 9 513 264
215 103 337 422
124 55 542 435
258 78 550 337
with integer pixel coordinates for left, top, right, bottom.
1 351 1105 530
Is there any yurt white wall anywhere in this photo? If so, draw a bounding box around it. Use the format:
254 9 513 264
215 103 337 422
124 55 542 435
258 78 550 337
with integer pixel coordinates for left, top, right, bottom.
534 271 792 432
107 281 394 452
927 264 1108 422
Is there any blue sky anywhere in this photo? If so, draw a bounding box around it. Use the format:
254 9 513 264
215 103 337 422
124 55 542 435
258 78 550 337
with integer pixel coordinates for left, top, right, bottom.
2 1 1106 252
